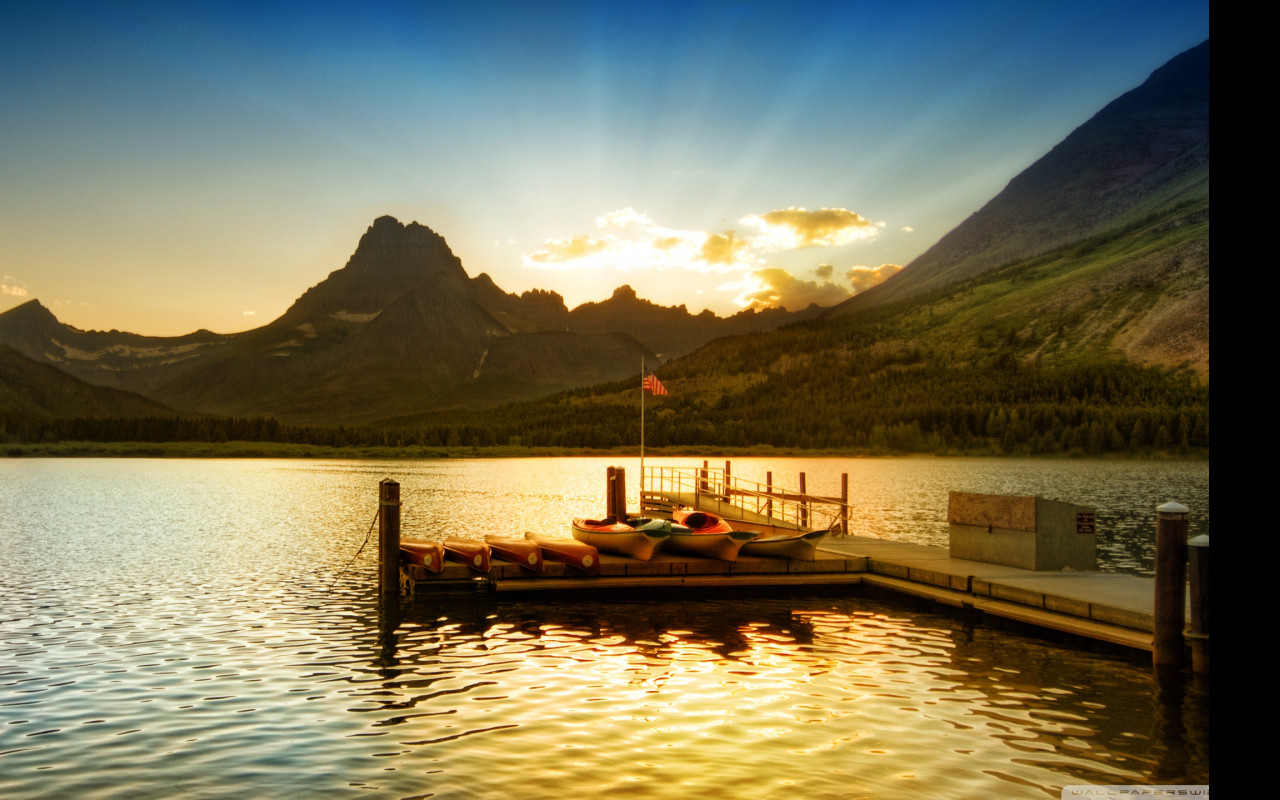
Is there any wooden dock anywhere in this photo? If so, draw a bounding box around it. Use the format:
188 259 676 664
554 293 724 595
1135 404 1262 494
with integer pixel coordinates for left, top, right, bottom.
399 537 1160 654
383 469 1199 662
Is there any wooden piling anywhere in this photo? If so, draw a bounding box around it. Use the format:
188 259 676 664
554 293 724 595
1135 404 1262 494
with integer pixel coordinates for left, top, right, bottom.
1153 501 1189 667
766 471 773 520
378 479 401 596
700 460 709 494
799 473 808 528
606 466 618 518
840 474 849 535
613 467 627 518
1187 534 1209 675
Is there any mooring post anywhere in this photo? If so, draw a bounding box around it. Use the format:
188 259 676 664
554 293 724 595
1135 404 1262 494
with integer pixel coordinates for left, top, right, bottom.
725 460 732 496
840 474 849 535
606 466 618 519
378 479 401 596
700 460 708 494
765 471 773 520
799 472 808 528
614 467 627 518
1187 534 1209 675
1153 501 1189 667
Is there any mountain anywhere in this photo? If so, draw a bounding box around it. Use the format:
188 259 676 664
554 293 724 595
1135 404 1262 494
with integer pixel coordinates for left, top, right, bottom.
835 39 1209 314
134 217 661 423
0 299 234 394
569 285 823 360
1 216 815 426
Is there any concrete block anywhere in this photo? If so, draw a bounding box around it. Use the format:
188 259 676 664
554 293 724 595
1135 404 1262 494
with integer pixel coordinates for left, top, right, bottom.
1091 605 1153 633
989 583 1045 608
1044 593 1091 619
870 559 910 579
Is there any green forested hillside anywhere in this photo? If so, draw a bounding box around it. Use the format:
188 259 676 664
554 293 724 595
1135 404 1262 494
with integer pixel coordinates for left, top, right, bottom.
388 204 1208 456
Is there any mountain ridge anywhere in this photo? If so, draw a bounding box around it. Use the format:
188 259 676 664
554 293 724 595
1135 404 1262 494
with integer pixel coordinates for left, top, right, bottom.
834 39 1209 313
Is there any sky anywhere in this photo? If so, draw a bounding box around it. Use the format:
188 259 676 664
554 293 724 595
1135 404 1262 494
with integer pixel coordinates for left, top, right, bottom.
0 1 1208 336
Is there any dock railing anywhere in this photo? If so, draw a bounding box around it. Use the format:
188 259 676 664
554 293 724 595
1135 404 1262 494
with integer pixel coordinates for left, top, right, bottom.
642 464 850 534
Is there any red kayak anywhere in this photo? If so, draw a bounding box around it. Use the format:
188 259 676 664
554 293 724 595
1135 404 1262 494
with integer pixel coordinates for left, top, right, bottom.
668 508 757 561
570 517 672 561
525 532 600 574
399 540 445 573
443 538 491 573
486 537 545 572
672 508 734 533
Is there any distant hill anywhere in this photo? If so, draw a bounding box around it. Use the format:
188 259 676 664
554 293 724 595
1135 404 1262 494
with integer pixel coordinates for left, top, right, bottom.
569 285 823 360
0 298 234 394
0 345 177 425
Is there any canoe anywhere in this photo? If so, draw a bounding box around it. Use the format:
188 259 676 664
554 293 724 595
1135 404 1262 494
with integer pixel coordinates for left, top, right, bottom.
525 532 600 574
443 538 491 573
399 540 445 573
570 517 673 561
740 528 829 561
486 536 545 572
663 528 758 561
672 508 734 533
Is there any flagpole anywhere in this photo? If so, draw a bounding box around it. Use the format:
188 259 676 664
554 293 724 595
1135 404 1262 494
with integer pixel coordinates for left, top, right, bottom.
640 356 645 497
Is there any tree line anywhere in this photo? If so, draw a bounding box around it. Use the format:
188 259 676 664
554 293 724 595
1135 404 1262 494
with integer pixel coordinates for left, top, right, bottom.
4 359 1206 456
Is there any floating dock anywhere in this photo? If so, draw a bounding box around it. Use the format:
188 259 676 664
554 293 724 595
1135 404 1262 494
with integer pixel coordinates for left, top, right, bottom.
382 466 1202 663
399 538 1158 654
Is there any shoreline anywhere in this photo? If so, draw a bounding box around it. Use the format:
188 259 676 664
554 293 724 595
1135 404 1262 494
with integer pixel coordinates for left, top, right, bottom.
2 440 1210 460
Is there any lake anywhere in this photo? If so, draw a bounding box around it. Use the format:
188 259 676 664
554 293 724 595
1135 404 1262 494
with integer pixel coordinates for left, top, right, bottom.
0 457 1209 798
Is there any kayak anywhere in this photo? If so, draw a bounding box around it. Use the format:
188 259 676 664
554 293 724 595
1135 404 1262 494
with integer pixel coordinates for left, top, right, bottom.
666 507 757 561
525 532 600 574
399 540 445 573
663 528 758 561
740 528 829 561
486 536 545 572
672 508 735 533
443 538 491 573
570 516 673 561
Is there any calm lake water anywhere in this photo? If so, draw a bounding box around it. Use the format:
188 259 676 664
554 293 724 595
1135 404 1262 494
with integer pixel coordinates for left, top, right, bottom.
0 457 1209 798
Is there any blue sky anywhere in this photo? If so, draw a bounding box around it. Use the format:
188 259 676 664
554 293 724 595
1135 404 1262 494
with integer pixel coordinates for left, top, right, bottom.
0 1 1209 335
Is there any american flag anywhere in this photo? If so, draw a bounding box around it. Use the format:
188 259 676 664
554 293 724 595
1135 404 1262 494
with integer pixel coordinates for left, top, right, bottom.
642 368 668 396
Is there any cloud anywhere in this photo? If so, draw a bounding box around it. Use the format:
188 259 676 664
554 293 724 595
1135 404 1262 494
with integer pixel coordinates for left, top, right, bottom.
901 225 914 233
2 275 28 297
698 231 748 265
523 208 742 273
243 310 256 316
740 207 878 248
846 264 903 293
727 266 854 311
597 208 654 229
527 234 611 264
522 206 891 290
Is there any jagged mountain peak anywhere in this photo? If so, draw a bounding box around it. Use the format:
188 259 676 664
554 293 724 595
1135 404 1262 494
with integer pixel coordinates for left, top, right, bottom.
354 216 453 259
2 298 57 323
281 215 469 322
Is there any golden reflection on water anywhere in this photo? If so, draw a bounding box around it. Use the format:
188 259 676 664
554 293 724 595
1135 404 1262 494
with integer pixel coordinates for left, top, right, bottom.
0 458 1209 799
348 595 1207 798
